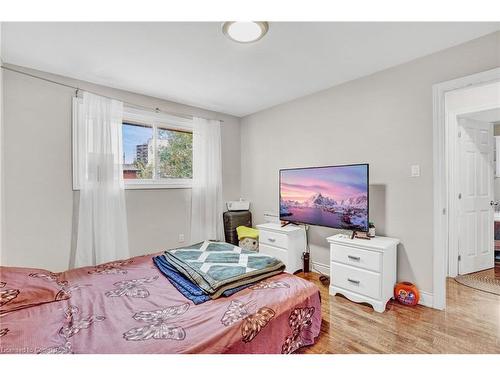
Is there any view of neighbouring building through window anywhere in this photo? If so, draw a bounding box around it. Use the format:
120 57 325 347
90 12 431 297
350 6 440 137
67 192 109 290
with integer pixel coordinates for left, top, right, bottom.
122 122 192 180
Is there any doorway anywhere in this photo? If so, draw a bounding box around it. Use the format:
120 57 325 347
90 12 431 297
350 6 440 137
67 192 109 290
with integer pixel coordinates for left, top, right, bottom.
455 111 499 276
433 68 500 310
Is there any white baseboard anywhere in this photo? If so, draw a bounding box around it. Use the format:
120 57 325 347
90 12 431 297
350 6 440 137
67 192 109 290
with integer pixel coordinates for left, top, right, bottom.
418 291 434 308
311 261 330 276
311 261 435 309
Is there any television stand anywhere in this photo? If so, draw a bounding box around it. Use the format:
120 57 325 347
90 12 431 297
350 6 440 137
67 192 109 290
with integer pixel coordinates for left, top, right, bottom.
327 234 400 312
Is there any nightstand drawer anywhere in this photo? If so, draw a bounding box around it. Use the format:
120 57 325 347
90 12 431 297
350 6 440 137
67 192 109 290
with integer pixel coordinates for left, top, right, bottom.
259 244 289 271
331 244 381 272
331 262 381 299
259 230 289 249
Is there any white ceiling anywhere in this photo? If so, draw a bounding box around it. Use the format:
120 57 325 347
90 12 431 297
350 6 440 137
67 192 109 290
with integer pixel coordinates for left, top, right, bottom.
2 22 500 117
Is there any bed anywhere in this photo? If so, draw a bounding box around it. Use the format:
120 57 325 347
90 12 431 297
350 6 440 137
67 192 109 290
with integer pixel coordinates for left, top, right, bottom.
0 251 321 354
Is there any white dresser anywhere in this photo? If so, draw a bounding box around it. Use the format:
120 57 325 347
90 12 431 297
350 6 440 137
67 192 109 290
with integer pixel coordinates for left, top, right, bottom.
327 234 399 313
256 223 305 273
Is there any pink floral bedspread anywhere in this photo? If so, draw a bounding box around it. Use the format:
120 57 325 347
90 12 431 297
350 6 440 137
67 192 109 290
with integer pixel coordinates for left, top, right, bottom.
0 253 321 354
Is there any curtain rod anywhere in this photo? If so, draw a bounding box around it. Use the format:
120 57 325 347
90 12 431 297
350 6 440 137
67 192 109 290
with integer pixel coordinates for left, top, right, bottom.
1 65 225 123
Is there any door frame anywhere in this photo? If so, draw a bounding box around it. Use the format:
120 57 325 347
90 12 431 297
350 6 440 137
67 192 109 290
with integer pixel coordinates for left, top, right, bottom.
433 67 500 310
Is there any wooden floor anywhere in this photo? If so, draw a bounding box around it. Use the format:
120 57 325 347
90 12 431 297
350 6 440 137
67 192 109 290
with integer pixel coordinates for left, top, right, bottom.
296 272 500 354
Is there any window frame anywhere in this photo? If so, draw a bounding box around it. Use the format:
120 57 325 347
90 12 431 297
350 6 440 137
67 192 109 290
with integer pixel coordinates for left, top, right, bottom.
121 106 194 189
72 100 194 191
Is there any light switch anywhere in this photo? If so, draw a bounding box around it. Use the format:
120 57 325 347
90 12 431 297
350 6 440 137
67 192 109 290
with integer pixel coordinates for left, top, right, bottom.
411 165 420 177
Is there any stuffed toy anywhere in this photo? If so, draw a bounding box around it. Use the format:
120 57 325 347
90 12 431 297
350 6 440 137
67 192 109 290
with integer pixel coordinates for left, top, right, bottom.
236 226 259 251
238 237 259 251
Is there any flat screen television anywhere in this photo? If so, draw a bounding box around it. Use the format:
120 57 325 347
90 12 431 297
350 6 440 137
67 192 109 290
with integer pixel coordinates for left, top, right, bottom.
279 164 369 232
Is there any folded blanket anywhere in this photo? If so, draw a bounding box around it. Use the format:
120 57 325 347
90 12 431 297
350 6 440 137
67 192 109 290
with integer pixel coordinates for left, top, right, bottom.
153 255 254 304
162 241 285 299
153 255 210 304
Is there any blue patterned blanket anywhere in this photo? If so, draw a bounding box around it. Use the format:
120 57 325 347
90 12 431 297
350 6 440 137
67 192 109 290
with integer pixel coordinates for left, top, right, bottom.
152 255 252 304
161 241 285 298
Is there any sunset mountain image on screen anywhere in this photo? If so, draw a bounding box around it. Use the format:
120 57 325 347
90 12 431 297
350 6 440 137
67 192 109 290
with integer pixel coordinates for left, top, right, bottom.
279 165 368 231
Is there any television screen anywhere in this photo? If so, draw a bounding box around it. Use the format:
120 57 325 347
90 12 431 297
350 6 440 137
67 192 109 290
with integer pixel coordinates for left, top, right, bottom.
279 164 369 231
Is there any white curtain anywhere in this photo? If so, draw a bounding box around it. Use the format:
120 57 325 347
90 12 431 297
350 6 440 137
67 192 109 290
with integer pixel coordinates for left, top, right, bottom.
190 117 224 243
74 92 129 267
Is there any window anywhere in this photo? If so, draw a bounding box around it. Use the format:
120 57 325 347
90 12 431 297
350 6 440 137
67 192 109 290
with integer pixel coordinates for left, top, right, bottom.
121 108 193 188
72 102 193 190
156 128 193 179
122 123 154 180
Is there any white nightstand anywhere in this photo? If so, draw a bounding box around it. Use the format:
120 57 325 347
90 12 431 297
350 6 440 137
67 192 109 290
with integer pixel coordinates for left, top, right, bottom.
327 234 399 313
256 223 305 273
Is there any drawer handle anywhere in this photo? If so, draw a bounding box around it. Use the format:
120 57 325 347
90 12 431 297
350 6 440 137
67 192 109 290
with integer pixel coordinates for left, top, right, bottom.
347 278 360 285
268 238 276 242
347 255 360 261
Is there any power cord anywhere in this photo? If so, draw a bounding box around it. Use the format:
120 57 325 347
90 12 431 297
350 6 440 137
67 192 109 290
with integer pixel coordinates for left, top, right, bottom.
302 223 331 286
312 264 330 286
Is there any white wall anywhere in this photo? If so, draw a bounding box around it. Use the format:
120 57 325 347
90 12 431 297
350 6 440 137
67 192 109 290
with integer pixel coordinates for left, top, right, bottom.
240 31 500 294
1 64 241 271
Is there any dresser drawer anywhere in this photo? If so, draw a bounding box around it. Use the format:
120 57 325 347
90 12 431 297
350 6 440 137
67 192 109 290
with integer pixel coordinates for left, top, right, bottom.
259 230 289 249
331 262 381 299
331 244 381 272
259 244 289 271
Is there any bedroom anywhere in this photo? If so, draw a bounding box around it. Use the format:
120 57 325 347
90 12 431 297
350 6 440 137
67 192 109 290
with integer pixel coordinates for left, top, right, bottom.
1 0 500 372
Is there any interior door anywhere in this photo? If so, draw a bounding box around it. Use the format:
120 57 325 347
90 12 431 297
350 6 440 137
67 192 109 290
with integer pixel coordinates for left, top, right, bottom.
458 117 495 275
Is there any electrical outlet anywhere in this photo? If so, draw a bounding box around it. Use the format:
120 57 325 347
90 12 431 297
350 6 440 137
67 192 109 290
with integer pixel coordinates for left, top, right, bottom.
178 234 185 243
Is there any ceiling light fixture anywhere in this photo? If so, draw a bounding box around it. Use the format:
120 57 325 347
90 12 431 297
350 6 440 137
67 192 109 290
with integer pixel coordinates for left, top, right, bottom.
222 22 269 43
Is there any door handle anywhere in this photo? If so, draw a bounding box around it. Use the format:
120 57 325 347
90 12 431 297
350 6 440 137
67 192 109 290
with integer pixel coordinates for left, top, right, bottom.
268 238 276 242
347 255 361 261
347 278 360 285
